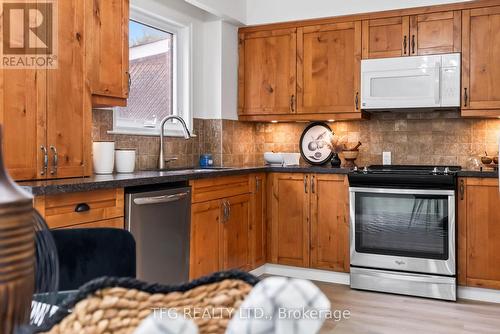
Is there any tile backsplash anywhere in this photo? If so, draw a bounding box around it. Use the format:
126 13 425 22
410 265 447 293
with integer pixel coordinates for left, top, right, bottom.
93 109 500 170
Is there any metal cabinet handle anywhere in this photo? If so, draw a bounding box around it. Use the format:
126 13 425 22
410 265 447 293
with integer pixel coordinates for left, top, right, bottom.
221 200 228 224
75 203 90 212
464 88 468 107
304 175 308 193
133 192 189 205
127 72 131 95
411 35 416 54
311 175 315 193
290 94 296 113
227 201 231 219
355 92 359 110
50 146 58 175
459 179 465 201
256 177 260 192
40 146 48 175
403 35 407 54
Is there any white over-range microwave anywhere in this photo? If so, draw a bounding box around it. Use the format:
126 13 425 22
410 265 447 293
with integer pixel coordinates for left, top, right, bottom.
361 53 460 110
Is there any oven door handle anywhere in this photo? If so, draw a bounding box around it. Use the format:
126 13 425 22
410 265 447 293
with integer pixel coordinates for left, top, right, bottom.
349 187 455 196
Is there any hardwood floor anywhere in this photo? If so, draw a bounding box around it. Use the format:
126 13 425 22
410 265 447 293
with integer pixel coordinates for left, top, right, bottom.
312 281 500 334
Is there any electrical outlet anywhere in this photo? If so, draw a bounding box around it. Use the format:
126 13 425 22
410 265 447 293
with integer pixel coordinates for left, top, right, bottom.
383 152 392 165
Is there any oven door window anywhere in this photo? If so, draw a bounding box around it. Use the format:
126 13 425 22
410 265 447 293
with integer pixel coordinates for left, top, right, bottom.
355 192 449 260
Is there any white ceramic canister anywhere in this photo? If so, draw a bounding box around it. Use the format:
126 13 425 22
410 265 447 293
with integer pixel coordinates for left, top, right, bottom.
115 149 136 173
93 141 115 174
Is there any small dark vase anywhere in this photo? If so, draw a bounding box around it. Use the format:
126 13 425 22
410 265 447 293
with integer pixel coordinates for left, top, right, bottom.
0 127 35 333
330 153 342 168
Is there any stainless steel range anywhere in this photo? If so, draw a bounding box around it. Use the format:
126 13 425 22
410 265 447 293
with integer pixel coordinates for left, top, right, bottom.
348 165 459 301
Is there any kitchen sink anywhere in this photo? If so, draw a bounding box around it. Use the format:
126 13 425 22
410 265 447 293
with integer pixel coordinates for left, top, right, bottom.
157 167 233 173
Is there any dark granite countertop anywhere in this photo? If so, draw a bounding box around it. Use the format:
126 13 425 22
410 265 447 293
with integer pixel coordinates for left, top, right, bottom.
17 165 497 196
18 165 351 196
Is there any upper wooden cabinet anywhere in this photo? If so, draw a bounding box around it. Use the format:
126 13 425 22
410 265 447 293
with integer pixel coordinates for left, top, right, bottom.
1 0 91 181
409 11 461 56
461 6 500 117
238 29 297 117
458 178 500 289
362 11 461 59
297 22 361 115
87 0 130 108
362 16 410 58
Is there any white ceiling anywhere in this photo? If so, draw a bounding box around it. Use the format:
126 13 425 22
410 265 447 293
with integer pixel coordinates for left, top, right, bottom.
185 0 472 26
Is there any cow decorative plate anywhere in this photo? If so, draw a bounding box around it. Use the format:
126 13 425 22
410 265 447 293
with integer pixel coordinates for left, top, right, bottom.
299 122 334 165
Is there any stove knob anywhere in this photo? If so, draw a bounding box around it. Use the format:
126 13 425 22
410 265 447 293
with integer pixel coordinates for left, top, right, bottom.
444 167 450 175
353 166 358 172
363 166 368 174
432 167 439 175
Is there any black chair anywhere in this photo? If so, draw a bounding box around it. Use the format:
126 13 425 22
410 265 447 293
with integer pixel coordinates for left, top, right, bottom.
51 228 136 291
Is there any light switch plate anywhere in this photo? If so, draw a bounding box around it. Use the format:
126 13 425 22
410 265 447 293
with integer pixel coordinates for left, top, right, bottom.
383 151 391 165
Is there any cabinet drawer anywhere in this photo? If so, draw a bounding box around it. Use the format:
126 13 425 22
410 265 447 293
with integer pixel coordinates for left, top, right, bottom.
36 188 124 229
190 175 251 203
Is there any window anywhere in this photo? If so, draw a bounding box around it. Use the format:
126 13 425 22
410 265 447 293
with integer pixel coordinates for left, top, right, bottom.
111 8 192 136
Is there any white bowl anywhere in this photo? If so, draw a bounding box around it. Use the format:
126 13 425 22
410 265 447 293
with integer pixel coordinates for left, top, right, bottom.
264 152 284 166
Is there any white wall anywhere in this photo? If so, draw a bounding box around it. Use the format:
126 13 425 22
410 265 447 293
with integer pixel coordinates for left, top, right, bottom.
221 21 239 121
184 0 246 25
246 0 473 25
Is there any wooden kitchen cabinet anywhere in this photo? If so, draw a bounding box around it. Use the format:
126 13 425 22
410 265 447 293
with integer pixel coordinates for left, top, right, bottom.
250 174 267 267
269 173 350 271
409 11 461 56
238 29 297 118
269 173 310 267
297 22 361 116
87 0 130 107
362 16 410 59
461 6 500 117
34 188 125 229
458 178 500 289
310 174 350 272
189 176 252 279
1 0 91 180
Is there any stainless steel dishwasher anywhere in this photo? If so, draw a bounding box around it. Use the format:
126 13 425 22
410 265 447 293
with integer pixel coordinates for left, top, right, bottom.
126 186 191 285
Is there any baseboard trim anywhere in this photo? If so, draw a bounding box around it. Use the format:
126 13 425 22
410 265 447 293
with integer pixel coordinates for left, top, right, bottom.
250 264 500 304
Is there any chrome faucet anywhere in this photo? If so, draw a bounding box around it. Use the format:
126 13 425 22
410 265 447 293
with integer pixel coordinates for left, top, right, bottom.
159 115 192 170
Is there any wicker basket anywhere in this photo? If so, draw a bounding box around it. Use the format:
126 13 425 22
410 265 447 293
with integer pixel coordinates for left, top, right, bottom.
37 271 258 334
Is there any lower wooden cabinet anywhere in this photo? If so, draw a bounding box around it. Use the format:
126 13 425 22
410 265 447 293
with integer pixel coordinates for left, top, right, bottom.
458 177 500 289
269 173 349 271
189 176 254 279
310 174 350 272
34 188 125 229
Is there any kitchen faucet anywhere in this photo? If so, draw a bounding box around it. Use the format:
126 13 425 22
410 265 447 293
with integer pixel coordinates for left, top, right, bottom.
158 115 192 170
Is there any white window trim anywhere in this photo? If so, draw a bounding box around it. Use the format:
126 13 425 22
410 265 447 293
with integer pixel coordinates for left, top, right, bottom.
109 5 193 137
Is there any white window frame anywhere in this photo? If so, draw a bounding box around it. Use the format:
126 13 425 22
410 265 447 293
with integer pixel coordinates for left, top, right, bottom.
109 5 193 137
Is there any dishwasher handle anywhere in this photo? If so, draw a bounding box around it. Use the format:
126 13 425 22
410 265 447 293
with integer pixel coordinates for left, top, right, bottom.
133 192 189 205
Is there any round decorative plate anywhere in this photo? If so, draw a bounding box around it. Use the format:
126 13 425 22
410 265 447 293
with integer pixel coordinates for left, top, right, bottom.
299 122 334 165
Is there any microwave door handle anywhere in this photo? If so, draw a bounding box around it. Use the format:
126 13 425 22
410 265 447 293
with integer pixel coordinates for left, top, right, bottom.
434 62 441 105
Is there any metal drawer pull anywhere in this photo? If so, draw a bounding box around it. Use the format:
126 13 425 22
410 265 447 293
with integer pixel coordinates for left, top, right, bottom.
133 192 188 205
75 203 90 213
40 146 48 175
50 145 58 175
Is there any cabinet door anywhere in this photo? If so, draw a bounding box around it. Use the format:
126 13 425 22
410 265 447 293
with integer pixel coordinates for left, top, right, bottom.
190 200 222 280
460 178 500 289
250 174 267 268
409 11 461 56
297 22 361 114
0 69 46 181
89 0 129 107
238 29 296 116
270 173 309 267
362 16 410 59
222 194 251 271
462 7 500 113
310 174 349 272
46 0 91 178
